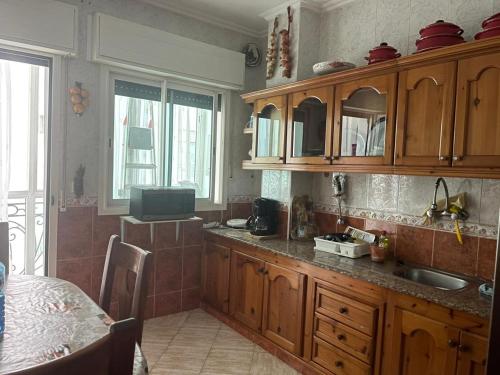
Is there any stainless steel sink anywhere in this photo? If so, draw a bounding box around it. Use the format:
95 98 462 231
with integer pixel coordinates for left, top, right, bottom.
393 267 469 291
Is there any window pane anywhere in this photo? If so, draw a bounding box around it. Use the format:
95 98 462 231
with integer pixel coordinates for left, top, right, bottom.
112 79 161 200
167 89 214 199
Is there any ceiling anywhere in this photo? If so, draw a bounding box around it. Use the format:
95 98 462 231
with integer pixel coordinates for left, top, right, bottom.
141 0 351 37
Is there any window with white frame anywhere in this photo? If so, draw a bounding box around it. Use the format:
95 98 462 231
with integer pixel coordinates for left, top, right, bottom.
101 70 226 214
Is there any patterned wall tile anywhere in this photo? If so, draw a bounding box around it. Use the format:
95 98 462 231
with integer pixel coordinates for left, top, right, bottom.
480 179 500 226
367 174 399 212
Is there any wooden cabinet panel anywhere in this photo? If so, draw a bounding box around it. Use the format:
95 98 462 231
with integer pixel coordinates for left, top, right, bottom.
454 53 500 167
456 332 487 375
315 286 378 336
201 242 231 313
389 308 460 375
312 336 371 375
252 95 287 164
261 263 306 354
395 62 456 166
286 87 334 165
229 251 265 331
333 73 397 165
314 313 374 364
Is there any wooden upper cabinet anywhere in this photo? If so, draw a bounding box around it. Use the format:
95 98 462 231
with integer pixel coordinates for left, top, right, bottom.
454 52 500 167
333 73 397 165
252 95 287 164
456 332 487 375
286 87 334 164
389 309 460 375
201 242 231 313
395 62 457 167
229 251 265 331
261 263 306 355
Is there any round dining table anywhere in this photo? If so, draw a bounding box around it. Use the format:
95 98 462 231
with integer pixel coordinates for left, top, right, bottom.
0 275 147 374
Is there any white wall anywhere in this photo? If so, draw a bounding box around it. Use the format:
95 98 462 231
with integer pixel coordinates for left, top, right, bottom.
319 0 500 66
55 0 265 203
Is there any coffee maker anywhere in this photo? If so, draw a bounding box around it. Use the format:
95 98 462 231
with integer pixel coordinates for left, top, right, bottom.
246 198 279 236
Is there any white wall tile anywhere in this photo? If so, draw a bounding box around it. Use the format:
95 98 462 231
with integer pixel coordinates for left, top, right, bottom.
367 174 399 212
480 179 500 226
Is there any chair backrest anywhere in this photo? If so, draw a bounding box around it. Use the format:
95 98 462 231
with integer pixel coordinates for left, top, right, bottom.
10 318 137 375
99 235 153 345
0 221 9 274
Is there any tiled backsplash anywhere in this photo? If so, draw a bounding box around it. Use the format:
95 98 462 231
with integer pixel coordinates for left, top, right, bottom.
313 173 499 239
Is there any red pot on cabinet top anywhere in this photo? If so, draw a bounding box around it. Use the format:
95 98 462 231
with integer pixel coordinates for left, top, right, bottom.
365 42 401 65
475 26 500 40
482 12 500 29
419 20 463 37
415 33 465 50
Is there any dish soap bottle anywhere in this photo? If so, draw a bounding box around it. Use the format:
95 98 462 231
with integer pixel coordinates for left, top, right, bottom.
0 261 4 336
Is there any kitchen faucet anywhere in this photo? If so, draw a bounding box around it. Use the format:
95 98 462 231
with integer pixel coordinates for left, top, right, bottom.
426 177 467 221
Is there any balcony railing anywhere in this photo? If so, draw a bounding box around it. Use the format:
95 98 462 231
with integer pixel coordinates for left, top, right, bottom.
7 196 45 275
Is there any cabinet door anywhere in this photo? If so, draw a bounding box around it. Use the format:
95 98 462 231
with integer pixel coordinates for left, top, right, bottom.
229 251 265 331
395 62 456 166
389 309 459 375
333 74 397 165
454 53 500 167
201 242 230 313
252 95 287 164
456 332 487 375
261 263 306 355
286 87 334 164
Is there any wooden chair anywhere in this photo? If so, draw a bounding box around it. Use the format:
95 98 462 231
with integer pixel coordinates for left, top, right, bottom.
99 235 153 345
10 318 138 375
0 221 9 274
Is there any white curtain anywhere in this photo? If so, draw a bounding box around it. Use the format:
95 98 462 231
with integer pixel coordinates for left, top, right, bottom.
0 61 11 221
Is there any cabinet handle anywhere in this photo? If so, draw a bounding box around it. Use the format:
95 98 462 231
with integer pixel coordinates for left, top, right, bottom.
337 334 346 341
257 267 265 274
448 339 459 348
323 156 331 161
339 307 349 314
458 345 470 353
279 156 284 161
332 156 339 161
439 155 450 161
251 307 255 314
334 361 343 368
452 155 463 161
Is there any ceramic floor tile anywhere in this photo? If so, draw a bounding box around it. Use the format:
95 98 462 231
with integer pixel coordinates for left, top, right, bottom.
143 309 296 375
250 352 299 375
155 346 211 372
212 327 255 351
201 348 254 375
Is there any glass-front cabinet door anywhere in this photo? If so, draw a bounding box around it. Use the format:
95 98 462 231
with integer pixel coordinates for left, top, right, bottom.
286 87 333 164
333 74 397 165
252 95 287 163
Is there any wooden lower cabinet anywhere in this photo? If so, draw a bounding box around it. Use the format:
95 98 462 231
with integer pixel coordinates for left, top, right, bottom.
312 336 371 375
261 263 306 355
456 332 487 375
229 251 265 331
386 307 488 375
201 241 231 313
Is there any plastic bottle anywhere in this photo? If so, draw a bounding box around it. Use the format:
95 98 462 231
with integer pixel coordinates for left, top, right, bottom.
379 231 390 251
0 261 4 335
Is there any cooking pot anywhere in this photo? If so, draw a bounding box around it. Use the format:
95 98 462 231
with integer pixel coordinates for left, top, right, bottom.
419 20 463 37
365 42 401 64
416 33 465 50
475 26 500 40
482 12 500 29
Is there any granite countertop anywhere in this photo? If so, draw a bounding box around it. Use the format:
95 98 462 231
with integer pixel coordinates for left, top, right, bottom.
205 227 492 320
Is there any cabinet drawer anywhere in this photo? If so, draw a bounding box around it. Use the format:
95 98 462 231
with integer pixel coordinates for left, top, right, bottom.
315 286 377 336
312 336 370 375
314 313 373 364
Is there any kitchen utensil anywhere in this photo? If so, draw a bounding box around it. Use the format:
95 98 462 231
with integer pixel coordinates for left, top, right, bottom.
312 60 355 75
475 26 500 40
226 218 248 229
419 20 463 38
482 12 500 29
415 33 465 50
365 42 401 65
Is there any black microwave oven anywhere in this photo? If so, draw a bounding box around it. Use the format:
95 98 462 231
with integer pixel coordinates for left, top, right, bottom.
129 187 195 221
